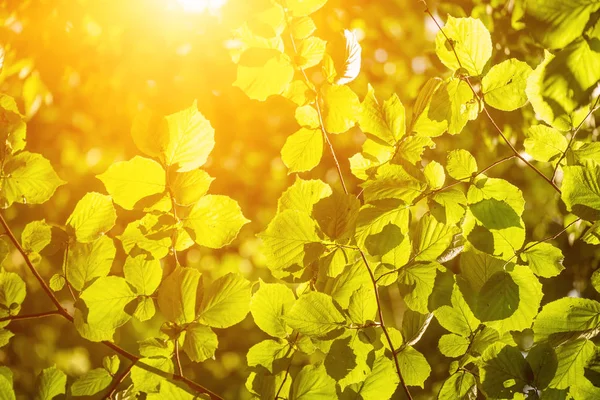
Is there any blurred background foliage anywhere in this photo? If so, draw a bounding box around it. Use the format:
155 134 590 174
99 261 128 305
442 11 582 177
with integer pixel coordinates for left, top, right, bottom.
1 0 597 398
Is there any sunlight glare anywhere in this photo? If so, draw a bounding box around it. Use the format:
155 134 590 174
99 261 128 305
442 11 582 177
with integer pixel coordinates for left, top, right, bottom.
176 0 227 13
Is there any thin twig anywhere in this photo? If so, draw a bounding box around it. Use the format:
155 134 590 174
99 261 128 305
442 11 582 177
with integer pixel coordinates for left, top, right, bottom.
420 1 562 194
274 333 299 400
105 360 136 399
283 4 349 195
551 95 600 182
520 218 581 254
175 337 184 377
358 250 413 400
0 213 223 400
0 310 62 323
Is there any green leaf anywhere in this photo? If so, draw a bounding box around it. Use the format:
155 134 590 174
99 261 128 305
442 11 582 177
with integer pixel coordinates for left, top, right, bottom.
413 214 461 261
79 276 136 339
297 36 326 69
123 255 162 296
533 297 600 343
259 209 322 271
482 59 532 111
291 363 336 400
435 16 492 76
355 200 410 248
286 0 326 17
475 266 543 334
0 94 26 155
438 333 470 358
479 343 531 398
434 282 480 337
246 368 291 400
313 191 360 242
430 78 478 135
281 128 323 173
246 339 289 373
470 198 522 230
438 371 477 399
0 151 65 208
0 330 14 348
526 51 572 131
182 323 218 362
330 260 371 309
70 368 112 396
348 286 377 325
21 220 52 253
131 357 173 393
66 192 116 243
169 169 213 206
97 156 166 210
277 177 332 215
524 125 567 163
526 343 557 390
397 345 431 388
526 0 600 49
183 194 249 249
431 188 467 225
542 38 600 116
291 16 316 39
351 355 399 399
66 236 116 292
358 84 406 145
198 273 251 328
118 213 172 259
550 339 596 389
424 161 445 190
521 242 564 278
138 337 174 358
49 275 65 292
0 269 26 318
360 163 426 203
35 365 66 400
319 84 360 134
562 162 600 220
0 366 15 400
396 136 435 164
447 149 477 181
284 292 345 337
397 262 441 313
133 297 156 322
250 281 296 338
103 355 120 375
157 266 200 325
234 48 294 101
161 100 215 172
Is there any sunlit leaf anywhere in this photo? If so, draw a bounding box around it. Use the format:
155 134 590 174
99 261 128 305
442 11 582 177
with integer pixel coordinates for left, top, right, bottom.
66 192 116 242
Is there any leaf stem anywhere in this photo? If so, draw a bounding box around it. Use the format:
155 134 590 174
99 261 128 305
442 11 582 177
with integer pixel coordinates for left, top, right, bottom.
0 309 62 322
420 1 562 194
274 333 299 400
175 337 184 377
283 4 349 195
358 250 413 400
105 360 136 399
551 95 600 183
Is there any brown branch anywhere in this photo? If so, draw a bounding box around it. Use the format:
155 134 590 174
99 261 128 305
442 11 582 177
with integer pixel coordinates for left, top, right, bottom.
519 218 581 255
105 360 136 399
0 212 223 400
358 250 413 400
175 337 184 377
283 4 349 195
551 95 600 182
420 1 562 194
0 310 62 323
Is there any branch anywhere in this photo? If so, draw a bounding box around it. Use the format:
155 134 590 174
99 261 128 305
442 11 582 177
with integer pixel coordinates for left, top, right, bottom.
175 337 184 377
420 1 562 194
274 333 299 400
105 360 136 399
551 95 600 182
0 310 62 323
0 213 72 320
0 212 223 400
519 218 581 255
283 4 349 195
358 250 413 400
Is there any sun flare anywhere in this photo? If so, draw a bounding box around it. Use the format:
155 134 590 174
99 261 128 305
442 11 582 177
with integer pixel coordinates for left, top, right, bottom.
176 0 227 13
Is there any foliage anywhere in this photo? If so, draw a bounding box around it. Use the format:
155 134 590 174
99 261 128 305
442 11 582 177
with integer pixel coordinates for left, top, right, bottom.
1 0 600 399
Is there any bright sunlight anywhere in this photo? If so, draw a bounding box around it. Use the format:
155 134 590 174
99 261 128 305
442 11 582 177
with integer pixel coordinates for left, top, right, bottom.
176 0 227 13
